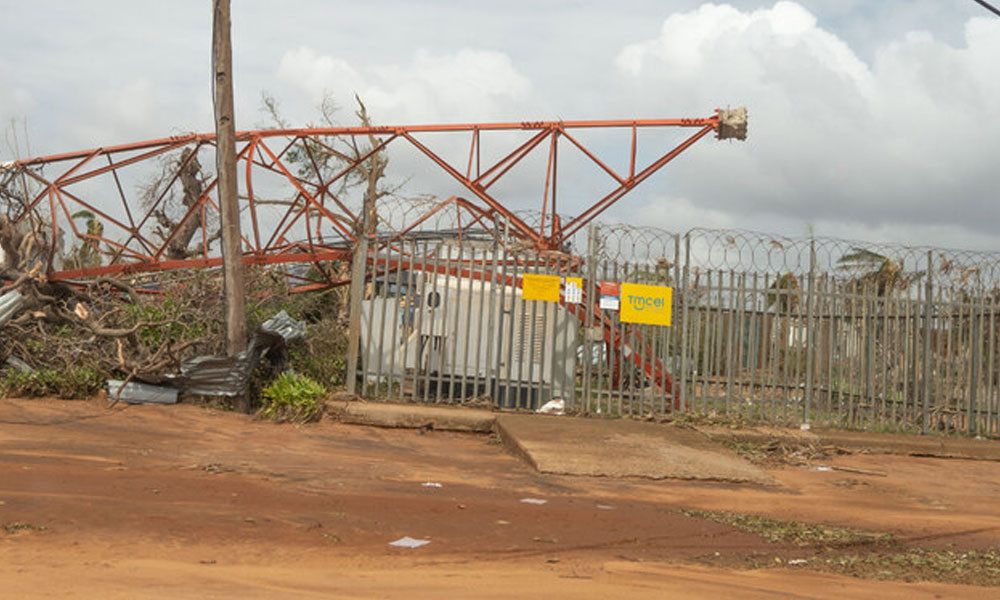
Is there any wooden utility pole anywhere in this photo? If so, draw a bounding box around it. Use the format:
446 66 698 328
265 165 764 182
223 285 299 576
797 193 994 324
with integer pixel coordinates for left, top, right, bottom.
212 0 248 408
345 102 383 396
345 172 377 397
344 212 369 397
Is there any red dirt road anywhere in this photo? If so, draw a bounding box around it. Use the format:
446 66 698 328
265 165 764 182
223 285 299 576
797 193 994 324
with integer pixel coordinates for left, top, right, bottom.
1 398 998 598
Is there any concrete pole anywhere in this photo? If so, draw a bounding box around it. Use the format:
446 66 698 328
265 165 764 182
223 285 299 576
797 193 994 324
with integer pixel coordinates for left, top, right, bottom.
212 0 248 409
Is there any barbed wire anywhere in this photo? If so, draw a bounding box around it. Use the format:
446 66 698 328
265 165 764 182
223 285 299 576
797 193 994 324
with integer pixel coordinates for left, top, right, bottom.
590 223 1000 291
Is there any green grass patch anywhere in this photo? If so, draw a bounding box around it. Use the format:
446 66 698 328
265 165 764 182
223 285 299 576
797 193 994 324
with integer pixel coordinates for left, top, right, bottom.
680 509 892 547
258 372 326 423
3 522 46 534
816 548 1000 587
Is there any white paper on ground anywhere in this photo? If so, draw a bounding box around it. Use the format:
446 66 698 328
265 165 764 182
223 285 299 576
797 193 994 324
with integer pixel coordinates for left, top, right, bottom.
421 482 443 488
389 536 431 548
520 498 548 505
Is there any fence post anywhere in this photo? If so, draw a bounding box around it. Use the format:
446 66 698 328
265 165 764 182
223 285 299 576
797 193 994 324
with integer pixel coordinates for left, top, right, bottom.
804 240 816 426
678 232 691 412
673 233 682 412
922 250 933 435
581 223 597 413
969 301 981 435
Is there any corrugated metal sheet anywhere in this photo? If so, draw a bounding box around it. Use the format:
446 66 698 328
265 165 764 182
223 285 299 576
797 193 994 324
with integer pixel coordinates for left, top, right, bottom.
175 311 307 397
0 290 25 327
107 380 179 404
261 310 306 343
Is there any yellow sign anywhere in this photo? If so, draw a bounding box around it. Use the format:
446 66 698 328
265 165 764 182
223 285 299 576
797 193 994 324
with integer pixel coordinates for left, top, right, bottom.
619 283 672 326
522 273 560 302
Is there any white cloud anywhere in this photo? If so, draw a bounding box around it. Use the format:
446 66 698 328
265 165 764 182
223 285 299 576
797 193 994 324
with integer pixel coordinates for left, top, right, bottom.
70 79 174 148
277 46 531 123
626 195 737 232
2 1 998 253
612 3 1000 243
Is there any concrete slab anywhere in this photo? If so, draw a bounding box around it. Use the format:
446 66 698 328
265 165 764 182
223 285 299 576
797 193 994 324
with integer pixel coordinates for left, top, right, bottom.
328 401 496 433
497 413 776 485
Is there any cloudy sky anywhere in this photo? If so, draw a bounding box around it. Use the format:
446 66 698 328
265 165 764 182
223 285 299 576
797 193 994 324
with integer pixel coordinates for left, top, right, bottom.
1 1 997 250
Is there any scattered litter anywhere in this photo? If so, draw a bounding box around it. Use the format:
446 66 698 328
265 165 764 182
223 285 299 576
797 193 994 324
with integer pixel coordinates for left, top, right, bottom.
788 559 808 566
800 423 811 431
814 466 833 472
421 482 443 488
389 536 431 548
107 380 179 405
73 302 90 320
536 399 565 415
520 498 548 505
596 504 615 510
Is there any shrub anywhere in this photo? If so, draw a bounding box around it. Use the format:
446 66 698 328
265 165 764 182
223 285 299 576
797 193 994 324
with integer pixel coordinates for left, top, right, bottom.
258 372 326 423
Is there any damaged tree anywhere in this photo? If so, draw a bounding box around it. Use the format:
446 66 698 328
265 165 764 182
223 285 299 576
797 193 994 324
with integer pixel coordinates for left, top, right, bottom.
0 166 225 398
1 158 345 405
146 148 222 260
0 94 388 404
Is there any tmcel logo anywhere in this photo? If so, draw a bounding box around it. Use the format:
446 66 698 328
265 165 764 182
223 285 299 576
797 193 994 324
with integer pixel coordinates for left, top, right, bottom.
625 294 665 311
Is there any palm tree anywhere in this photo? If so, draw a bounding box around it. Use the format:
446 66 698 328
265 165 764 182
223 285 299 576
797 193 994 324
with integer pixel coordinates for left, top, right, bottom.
836 248 921 297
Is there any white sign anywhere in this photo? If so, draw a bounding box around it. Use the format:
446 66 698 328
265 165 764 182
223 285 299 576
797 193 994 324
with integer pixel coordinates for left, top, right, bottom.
564 277 583 304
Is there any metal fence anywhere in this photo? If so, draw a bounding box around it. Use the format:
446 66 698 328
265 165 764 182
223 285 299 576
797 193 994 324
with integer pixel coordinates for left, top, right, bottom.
349 222 1000 437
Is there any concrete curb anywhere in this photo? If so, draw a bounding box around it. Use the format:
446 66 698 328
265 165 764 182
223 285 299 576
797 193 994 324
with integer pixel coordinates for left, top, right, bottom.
494 416 541 471
326 400 497 433
325 399 1000 464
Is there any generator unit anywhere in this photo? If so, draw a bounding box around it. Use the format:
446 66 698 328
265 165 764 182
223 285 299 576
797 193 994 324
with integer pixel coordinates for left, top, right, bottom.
359 263 578 409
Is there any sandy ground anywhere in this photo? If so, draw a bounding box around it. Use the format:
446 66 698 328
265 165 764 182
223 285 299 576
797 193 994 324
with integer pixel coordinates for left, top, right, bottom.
1 397 999 598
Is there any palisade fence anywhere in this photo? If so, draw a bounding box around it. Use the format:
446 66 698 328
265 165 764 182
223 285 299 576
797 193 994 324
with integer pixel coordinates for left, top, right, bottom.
349 220 1000 437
